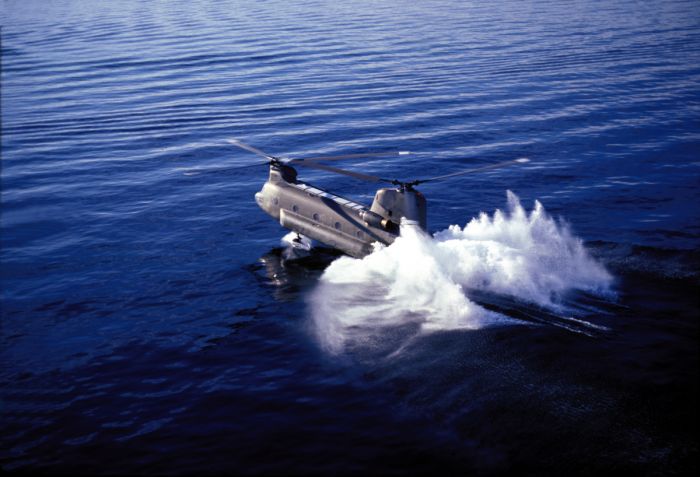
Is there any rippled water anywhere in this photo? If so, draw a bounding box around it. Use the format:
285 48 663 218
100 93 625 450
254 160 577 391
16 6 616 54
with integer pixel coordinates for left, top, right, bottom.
2 0 699 474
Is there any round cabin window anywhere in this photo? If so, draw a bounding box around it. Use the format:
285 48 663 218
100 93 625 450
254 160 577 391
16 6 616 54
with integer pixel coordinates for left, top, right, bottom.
292 205 298 212
334 222 341 230
313 213 320 221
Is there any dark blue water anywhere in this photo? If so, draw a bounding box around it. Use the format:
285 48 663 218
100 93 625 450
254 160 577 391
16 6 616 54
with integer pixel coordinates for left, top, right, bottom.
2 0 699 474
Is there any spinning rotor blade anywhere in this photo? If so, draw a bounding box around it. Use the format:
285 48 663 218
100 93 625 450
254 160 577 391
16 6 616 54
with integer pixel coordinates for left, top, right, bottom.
180 139 276 175
289 151 410 163
224 139 528 188
180 161 268 176
294 161 391 183
415 157 530 184
227 138 278 161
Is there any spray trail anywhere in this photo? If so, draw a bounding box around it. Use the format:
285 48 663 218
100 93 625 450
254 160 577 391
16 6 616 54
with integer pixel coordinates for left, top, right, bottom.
310 191 613 354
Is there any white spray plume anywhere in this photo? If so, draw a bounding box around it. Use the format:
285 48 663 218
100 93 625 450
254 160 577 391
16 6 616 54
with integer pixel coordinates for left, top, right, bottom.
310 191 613 354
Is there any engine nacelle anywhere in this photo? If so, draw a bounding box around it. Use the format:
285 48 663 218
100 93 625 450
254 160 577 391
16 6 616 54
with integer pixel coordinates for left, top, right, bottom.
359 210 393 229
370 188 427 230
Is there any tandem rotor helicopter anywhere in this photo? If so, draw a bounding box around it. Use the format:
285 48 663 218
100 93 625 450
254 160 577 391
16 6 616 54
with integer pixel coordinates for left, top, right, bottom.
229 139 529 258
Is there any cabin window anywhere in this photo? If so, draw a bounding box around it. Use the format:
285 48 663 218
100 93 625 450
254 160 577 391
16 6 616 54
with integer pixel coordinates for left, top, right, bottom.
292 205 298 212
334 222 341 230
273 198 279 205
313 213 319 221
356 231 363 238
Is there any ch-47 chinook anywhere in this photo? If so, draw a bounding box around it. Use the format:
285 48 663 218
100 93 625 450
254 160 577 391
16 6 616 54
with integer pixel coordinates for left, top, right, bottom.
229 139 529 258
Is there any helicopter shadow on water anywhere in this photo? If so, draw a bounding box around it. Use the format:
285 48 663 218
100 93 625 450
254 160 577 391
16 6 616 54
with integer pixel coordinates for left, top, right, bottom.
251 244 343 302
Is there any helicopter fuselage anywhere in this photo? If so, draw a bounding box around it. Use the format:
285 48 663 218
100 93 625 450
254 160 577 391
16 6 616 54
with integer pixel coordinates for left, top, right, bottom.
255 163 427 258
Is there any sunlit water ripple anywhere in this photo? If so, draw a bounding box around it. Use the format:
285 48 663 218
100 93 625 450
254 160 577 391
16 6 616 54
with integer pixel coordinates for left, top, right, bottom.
2 0 699 474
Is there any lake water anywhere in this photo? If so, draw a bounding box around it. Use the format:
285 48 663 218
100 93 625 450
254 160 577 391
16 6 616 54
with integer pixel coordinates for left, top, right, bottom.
1 0 699 474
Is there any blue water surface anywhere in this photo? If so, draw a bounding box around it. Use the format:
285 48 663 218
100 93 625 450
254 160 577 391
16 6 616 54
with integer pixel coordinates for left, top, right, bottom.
1 0 699 474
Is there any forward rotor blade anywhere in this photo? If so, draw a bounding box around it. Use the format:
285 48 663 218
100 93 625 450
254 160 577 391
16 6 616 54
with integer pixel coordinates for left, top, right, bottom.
416 157 530 184
180 161 268 175
294 161 391 183
227 138 277 160
288 151 410 164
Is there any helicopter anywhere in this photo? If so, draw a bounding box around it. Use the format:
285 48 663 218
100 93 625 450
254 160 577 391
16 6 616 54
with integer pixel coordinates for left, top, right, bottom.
229 139 529 258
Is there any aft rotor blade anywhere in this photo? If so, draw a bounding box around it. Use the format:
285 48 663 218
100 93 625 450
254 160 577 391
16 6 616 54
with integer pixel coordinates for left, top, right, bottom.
416 157 530 184
227 138 277 160
288 151 410 163
294 161 391 183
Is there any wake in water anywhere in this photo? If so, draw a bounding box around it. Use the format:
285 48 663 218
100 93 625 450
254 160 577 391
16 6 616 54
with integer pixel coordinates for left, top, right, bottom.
310 191 614 354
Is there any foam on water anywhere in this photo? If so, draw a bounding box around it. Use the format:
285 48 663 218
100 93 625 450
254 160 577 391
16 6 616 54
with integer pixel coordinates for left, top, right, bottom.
281 231 313 259
310 191 614 353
